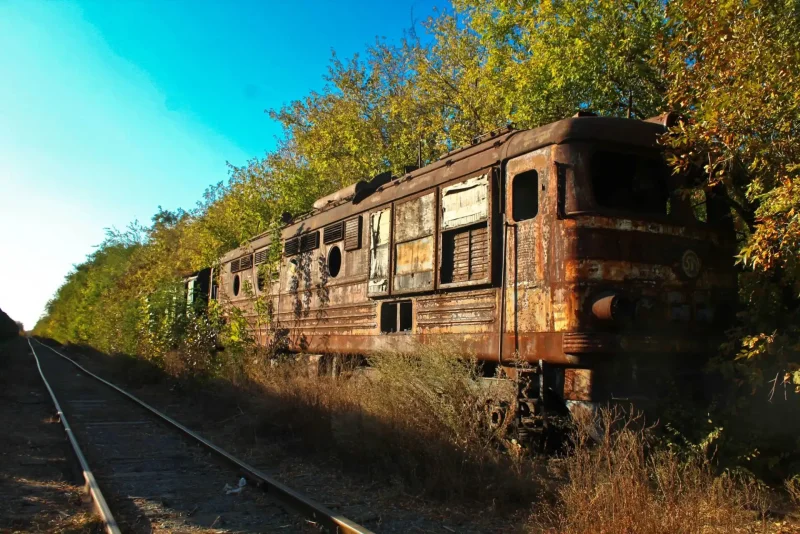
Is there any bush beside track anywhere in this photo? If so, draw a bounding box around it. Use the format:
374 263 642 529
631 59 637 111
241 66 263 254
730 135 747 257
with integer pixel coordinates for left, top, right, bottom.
0 307 20 340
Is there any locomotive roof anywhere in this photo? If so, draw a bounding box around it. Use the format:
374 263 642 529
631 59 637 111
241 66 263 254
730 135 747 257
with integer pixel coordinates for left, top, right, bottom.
221 115 667 262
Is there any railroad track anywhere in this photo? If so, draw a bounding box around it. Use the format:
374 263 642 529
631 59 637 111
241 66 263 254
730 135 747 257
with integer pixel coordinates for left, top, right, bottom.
27 337 373 534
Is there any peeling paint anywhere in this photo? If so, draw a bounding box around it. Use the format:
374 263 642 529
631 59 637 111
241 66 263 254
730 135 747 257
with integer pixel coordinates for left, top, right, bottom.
213 115 737 403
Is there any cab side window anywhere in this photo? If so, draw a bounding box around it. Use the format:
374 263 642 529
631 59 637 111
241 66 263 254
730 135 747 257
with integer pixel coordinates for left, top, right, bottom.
512 170 538 221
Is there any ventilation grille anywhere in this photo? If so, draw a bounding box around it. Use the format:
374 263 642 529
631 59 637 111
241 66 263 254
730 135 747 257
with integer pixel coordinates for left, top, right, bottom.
230 254 253 273
441 223 488 284
323 222 344 244
254 249 268 265
239 255 253 271
284 238 300 256
344 217 362 251
300 231 320 252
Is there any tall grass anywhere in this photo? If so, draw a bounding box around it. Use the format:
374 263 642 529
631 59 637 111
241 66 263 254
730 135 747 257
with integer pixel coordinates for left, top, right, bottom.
63 336 787 529
230 343 773 529
234 341 532 501
536 408 769 533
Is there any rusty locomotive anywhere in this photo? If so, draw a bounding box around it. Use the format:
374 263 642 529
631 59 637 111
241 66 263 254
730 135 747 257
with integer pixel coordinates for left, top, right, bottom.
202 113 737 422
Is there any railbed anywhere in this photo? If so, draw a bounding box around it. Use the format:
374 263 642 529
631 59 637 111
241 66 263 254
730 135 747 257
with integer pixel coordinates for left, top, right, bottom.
27 337 373 534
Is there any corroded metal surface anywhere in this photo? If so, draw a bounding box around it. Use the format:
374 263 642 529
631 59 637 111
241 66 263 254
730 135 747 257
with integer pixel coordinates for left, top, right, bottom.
215 114 737 403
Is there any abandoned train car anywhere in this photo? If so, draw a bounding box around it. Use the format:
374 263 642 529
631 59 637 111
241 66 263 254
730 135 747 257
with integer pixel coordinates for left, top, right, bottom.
212 113 737 414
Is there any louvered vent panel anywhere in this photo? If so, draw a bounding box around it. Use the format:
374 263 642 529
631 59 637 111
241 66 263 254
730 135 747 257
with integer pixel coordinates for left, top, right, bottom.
300 231 320 252
344 217 362 251
239 255 253 271
254 249 268 265
230 255 253 273
284 238 300 256
441 223 489 284
323 222 344 244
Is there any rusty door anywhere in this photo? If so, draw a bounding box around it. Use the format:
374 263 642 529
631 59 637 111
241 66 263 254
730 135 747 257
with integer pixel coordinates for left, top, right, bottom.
504 147 552 360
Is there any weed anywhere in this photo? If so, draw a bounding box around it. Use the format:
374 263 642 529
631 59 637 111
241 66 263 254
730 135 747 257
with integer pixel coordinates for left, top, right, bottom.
51 337 798 529
535 407 770 534
787 475 800 507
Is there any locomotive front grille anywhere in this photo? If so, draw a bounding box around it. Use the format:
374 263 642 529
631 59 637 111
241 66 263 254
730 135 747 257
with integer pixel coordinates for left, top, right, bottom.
562 332 618 353
562 331 721 355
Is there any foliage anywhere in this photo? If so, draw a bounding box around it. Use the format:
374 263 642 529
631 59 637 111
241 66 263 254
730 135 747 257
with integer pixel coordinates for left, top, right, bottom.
457 0 668 123
661 0 800 395
656 0 800 476
368 342 494 452
0 307 20 339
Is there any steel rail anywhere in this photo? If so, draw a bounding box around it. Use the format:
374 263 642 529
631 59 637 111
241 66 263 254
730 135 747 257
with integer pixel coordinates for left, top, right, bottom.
26 337 122 534
31 338 374 534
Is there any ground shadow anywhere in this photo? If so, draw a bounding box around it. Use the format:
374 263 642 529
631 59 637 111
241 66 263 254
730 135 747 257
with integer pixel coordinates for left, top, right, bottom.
33 337 541 532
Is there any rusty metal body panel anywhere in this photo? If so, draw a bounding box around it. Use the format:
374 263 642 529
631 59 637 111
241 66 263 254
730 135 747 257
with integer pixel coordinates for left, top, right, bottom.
215 115 737 402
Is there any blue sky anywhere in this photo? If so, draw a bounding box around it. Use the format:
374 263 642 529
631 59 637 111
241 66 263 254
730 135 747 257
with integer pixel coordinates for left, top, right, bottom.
0 0 439 329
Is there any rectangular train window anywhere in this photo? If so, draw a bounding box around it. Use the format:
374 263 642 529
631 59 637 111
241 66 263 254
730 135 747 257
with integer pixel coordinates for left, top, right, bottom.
440 174 491 286
186 277 196 306
441 174 489 230
368 208 391 296
380 300 412 333
512 170 538 222
591 151 671 216
441 224 489 283
282 256 299 293
393 192 435 294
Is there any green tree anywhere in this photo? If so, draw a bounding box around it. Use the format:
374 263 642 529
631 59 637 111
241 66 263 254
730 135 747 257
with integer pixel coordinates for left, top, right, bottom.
661 0 800 392
456 0 668 125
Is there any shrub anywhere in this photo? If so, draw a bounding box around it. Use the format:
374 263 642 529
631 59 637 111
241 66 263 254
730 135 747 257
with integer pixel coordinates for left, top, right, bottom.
536 407 769 534
232 341 534 501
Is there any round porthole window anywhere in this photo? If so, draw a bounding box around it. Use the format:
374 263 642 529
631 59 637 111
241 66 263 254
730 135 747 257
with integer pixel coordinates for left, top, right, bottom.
327 246 342 278
233 274 241 296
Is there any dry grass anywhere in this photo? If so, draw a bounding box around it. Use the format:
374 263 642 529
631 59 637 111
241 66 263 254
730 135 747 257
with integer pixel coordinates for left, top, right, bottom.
48 510 105 534
235 341 532 501
534 407 771 534
54 337 799 531
233 347 782 530
184 343 788 528
2 478 104 534
787 476 800 507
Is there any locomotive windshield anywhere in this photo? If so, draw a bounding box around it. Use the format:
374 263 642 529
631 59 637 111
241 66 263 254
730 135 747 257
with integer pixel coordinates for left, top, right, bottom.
590 151 672 217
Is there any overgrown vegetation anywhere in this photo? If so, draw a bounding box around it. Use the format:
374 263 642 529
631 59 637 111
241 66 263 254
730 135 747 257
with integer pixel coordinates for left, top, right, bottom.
537 408 771 533
34 0 800 527
0 307 21 339
54 337 782 532
241 342 527 500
